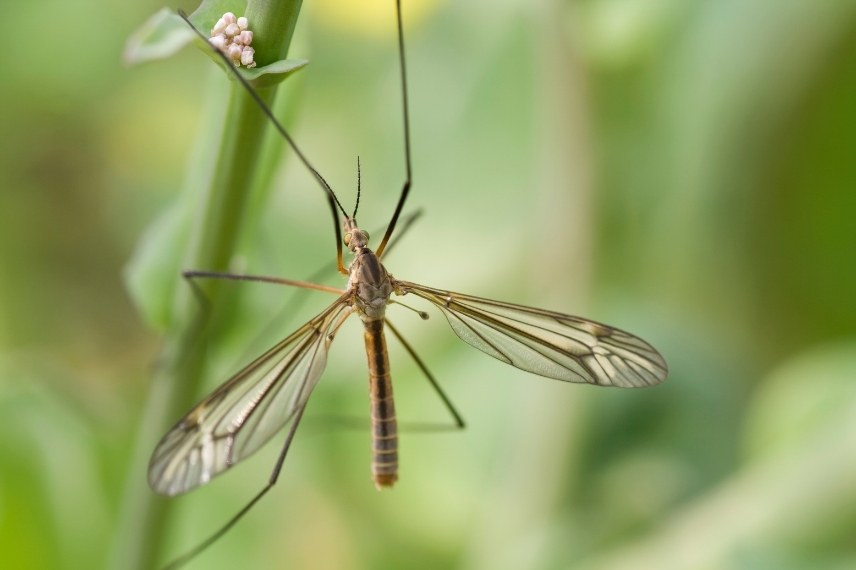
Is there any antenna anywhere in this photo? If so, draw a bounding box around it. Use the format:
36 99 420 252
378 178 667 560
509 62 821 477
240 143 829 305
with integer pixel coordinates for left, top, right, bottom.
353 156 362 219
375 0 413 257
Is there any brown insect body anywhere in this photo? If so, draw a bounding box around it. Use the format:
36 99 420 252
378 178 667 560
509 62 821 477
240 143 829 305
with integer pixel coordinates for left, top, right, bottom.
344 219 399 488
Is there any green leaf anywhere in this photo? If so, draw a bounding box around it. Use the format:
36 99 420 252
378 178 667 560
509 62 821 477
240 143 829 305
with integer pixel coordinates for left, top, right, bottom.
743 340 856 459
123 199 189 331
123 8 196 65
233 58 309 88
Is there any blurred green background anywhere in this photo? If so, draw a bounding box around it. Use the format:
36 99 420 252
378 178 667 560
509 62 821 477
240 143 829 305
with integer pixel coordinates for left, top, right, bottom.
2 0 855 569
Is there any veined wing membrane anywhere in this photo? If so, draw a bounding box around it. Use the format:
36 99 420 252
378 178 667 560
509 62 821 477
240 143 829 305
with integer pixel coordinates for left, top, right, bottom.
149 294 352 496
396 282 667 388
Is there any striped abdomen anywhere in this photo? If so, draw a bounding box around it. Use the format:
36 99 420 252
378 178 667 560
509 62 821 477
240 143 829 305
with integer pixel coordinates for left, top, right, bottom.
363 318 398 488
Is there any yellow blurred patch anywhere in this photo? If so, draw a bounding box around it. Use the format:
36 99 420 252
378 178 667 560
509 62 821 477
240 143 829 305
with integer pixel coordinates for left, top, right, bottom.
313 0 441 38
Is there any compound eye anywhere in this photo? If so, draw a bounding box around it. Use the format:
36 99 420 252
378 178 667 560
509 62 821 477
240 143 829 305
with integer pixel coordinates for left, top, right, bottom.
363 231 370 241
344 232 352 245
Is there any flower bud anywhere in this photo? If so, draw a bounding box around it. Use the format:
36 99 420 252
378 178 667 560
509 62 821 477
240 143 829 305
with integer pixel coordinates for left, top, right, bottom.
241 47 256 68
225 23 240 37
228 43 242 62
237 30 253 46
211 18 227 35
209 34 226 51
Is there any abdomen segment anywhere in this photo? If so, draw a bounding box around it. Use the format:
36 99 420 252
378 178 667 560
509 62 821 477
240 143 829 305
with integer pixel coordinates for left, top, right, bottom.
363 318 398 488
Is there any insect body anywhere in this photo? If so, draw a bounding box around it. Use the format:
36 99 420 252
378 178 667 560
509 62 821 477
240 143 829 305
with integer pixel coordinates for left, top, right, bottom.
150 3 668 566
344 220 400 487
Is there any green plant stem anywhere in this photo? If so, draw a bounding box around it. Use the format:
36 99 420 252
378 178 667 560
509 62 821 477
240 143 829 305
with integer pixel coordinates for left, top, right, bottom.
110 2 304 569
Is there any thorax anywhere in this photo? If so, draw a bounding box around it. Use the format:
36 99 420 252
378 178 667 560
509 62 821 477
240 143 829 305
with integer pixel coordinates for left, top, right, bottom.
348 247 393 321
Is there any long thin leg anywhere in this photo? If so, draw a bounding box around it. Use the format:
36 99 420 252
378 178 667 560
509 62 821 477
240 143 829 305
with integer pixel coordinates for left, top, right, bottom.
379 209 423 261
160 273 218 373
326 193 346 274
183 270 344 295
299 313 464 436
161 403 309 570
376 0 413 257
179 11 349 266
179 271 344 372
385 319 465 430
177 11 349 220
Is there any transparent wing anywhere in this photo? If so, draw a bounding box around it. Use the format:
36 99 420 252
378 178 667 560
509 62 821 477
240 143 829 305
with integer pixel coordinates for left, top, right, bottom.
396 281 667 388
148 294 353 496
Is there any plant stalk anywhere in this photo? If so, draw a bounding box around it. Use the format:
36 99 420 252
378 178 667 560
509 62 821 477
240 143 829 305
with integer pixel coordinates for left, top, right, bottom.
110 1 305 569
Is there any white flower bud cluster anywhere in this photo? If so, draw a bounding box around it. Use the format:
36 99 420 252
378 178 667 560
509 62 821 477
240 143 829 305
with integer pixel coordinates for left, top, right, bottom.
209 12 256 68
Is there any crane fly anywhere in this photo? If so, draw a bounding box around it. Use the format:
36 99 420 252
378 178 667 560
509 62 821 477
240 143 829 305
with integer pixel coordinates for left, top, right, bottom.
151 2 667 566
